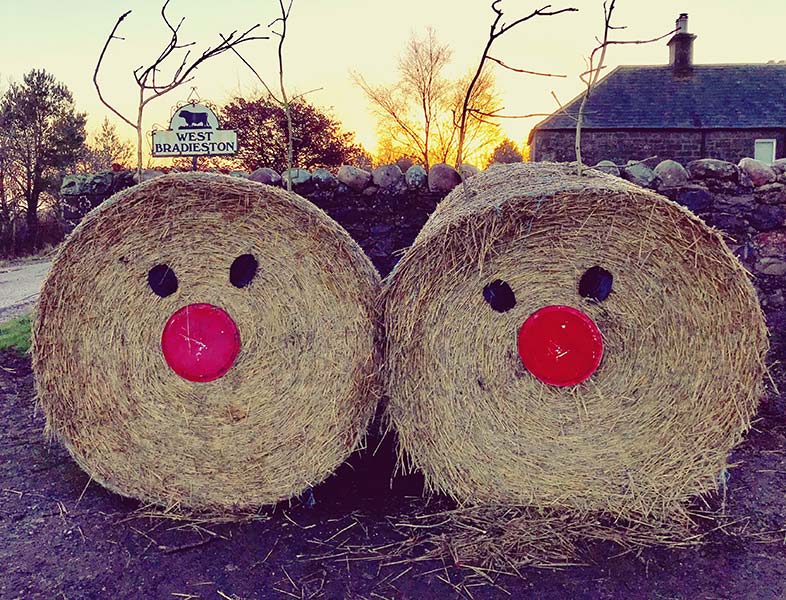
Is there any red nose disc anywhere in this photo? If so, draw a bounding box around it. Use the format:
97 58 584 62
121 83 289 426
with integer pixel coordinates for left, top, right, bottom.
161 303 240 382
517 305 603 387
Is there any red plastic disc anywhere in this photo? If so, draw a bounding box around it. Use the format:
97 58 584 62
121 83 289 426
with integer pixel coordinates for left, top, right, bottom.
161 303 241 382
517 305 603 387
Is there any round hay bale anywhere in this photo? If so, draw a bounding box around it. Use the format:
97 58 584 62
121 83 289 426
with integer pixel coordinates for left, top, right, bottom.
384 162 768 519
34 172 381 512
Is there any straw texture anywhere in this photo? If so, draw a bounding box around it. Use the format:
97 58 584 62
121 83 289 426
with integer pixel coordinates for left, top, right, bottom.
34 172 381 513
384 162 768 520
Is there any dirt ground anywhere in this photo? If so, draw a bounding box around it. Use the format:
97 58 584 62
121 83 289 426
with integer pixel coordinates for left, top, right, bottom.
1 349 785 600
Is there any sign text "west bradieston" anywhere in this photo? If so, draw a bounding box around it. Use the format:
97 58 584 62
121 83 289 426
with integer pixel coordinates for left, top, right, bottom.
152 130 238 157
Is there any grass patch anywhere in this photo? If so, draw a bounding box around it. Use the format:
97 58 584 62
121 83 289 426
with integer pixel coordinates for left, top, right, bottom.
0 314 32 354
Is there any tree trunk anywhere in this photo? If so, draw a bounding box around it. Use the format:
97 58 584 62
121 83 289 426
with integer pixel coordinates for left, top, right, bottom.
25 193 39 253
575 93 588 176
136 90 144 182
0 168 7 256
285 101 293 191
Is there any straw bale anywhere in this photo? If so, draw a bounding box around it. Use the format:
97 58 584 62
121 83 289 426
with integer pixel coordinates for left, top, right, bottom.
33 172 381 513
384 162 768 520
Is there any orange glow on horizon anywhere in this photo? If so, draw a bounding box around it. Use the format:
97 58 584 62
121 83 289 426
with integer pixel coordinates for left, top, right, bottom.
2 0 784 170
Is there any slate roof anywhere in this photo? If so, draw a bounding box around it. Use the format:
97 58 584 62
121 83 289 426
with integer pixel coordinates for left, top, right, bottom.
533 64 786 131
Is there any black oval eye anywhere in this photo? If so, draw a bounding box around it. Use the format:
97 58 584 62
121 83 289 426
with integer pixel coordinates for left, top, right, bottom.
230 254 258 288
483 279 516 312
147 264 178 298
579 266 613 302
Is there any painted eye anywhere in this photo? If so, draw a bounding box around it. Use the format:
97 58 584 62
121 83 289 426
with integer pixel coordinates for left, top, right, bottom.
579 266 613 302
483 279 516 312
147 264 178 298
230 254 258 288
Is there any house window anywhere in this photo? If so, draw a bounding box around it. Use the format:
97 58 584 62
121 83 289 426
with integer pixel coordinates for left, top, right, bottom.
754 139 777 163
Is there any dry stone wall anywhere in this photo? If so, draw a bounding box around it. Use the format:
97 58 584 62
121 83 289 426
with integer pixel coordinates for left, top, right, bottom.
61 159 786 275
61 157 786 381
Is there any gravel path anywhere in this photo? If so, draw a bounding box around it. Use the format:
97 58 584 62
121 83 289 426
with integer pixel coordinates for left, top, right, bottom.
0 260 51 322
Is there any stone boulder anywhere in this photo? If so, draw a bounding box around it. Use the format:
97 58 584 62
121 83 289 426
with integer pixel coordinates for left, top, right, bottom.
749 205 786 231
771 158 786 175
755 182 786 205
654 160 688 189
405 165 428 189
714 194 755 211
459 164 480 179
372 164 404 188
739 157 776 187
755 257 786 276
337 165 372 192
112 170 136 192
737 170 755 194
702 212 748 235
666 184 713 213
686 159 738 181
753 231 786 258
134 169 165 184
622 161 658 188
281 168 311 187
249 167 282 186
428 163 461 193
395 157 415 172
60 174 90 196
83 172 116 195
592 160 620 177
312 168 337 190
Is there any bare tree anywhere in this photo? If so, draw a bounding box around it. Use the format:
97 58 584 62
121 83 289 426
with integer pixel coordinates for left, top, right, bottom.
354 28 504 168
221 0 314 191
353 28 452 169
574 0 675 175
94 1 265 179
78 117 134 173
0 147 21 255
434 67 504 166
486 138 524 167
455 1 578 168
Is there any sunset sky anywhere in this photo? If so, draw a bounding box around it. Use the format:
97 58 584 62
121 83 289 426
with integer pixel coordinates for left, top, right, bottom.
1 0 784 163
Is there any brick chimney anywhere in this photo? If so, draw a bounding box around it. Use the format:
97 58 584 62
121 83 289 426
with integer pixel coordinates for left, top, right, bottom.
667 13 697 76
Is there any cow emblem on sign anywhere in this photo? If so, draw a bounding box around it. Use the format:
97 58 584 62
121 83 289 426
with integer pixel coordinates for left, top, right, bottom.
176 109 210 129
152 102 238 158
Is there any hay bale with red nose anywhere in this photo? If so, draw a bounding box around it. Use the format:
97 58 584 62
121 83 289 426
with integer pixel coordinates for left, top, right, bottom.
33 172 381 513
384 162 768 521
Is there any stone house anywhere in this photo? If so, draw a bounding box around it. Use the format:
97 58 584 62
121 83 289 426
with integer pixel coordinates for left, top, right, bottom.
529 14 786 166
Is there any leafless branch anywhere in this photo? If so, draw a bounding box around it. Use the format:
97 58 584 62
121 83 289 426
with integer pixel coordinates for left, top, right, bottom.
490 1 579 38
486 56 567 78
579 30 675 84
93 10 135 129
352 71 425 155
575 0 676 175
455 1 578 167
469 108 553 120
274 0 295 190
290 87 323 102
93 1 266 177
221 37 323 107
220 35 278 100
